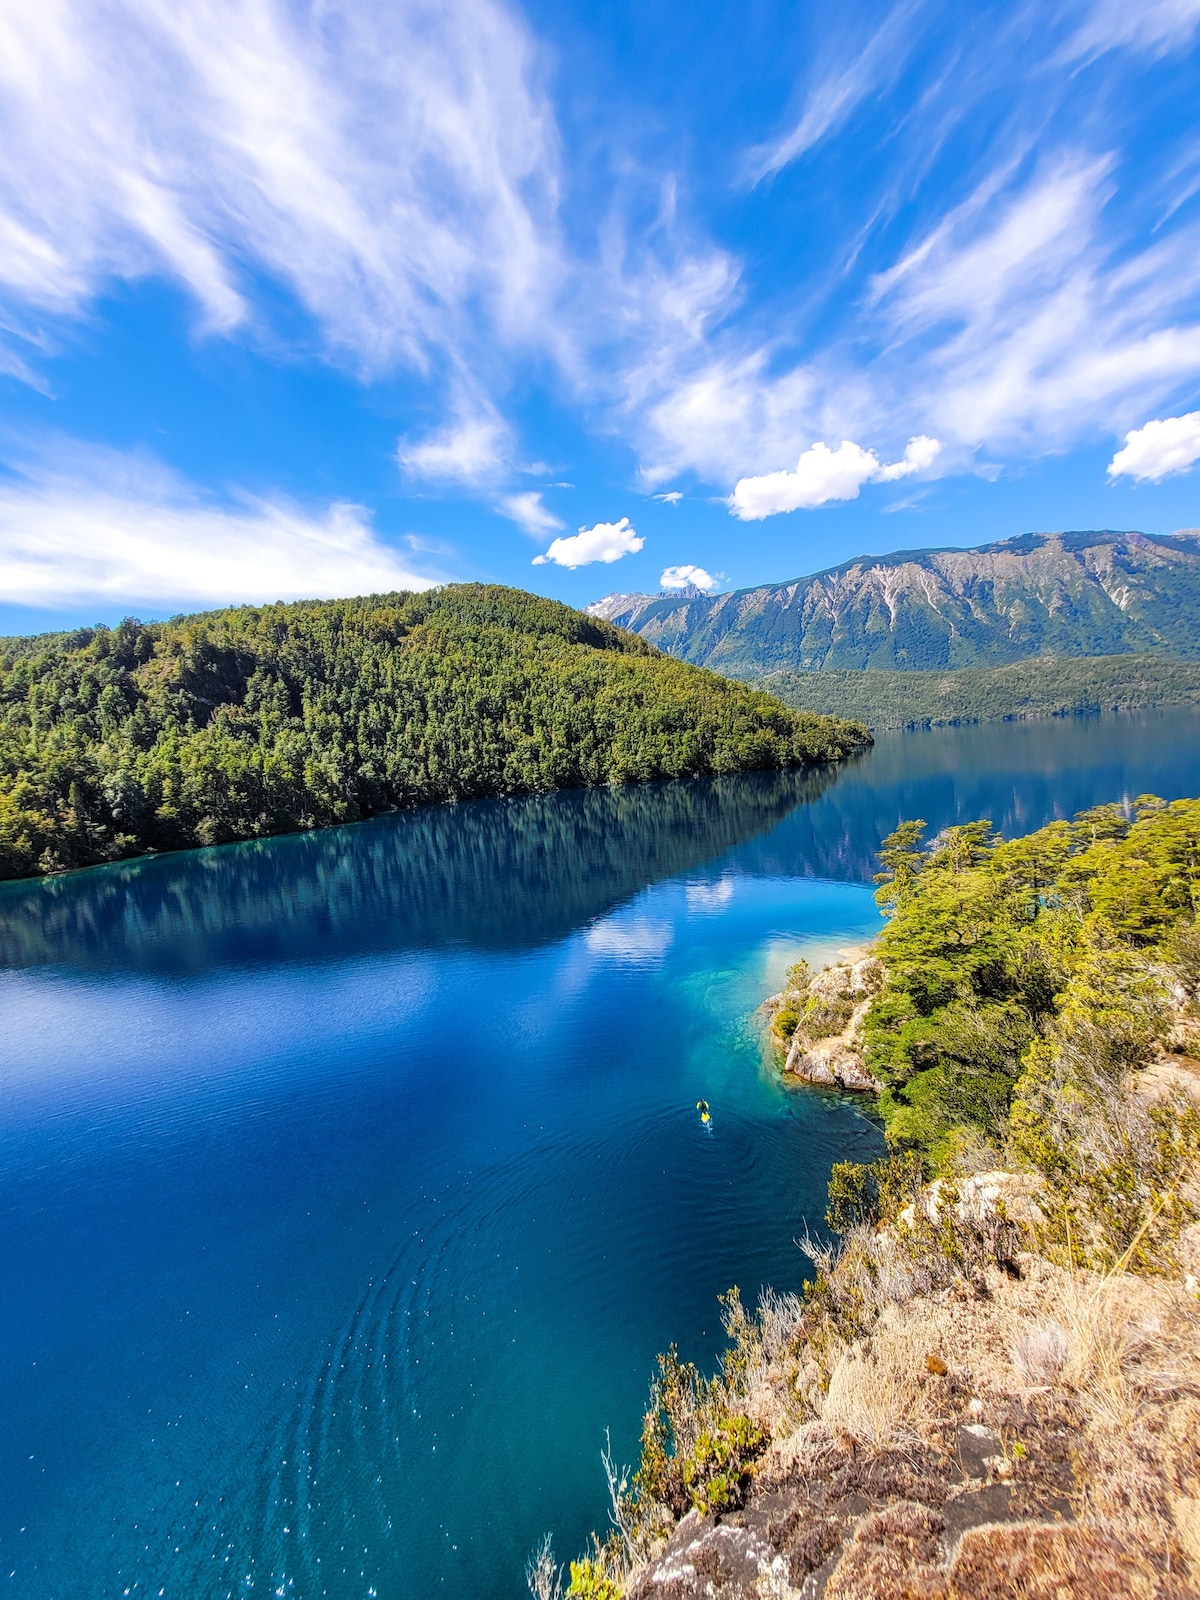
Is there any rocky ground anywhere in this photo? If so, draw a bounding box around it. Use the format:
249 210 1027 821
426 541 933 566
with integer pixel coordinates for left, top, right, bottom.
624 1249 1200 1598
611 979 1200 1599
762 954 885 1095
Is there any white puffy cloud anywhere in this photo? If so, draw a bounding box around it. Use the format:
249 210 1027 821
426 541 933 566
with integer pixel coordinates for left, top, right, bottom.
0 443 430 607
730 442 876 520
499 491 564 537
1107 411 1200 482
875 435 944 482
729 436 940 520
654 491 684 505
532 516 643 569
660 564 718 592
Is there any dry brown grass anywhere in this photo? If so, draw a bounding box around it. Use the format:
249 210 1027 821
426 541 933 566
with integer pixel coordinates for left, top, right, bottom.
818 1314 927 1451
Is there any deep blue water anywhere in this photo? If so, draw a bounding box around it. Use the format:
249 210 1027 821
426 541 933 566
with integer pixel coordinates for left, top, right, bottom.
2 709 1200 1600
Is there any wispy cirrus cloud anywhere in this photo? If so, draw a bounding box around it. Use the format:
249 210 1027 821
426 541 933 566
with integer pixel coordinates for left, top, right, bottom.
499 491 565 538
744 0 927 181
4 0 1200 549
638 140 1200 492
398 408 513 488
0 0 560 376
0 441 431 607
626 0 1200 501
1061 0 1200 62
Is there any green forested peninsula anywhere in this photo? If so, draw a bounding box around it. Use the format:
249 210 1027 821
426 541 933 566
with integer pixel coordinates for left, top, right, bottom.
562 799 1200 1599
0 585 866 880
753 654 1200 729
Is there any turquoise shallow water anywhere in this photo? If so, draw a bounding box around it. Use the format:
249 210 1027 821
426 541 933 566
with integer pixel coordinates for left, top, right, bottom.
2 709 1200 1599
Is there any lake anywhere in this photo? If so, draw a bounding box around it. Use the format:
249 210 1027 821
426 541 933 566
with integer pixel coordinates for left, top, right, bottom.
3 709 1199 1599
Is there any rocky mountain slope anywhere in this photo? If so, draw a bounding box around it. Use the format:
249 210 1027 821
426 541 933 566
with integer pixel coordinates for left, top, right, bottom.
589 530 1200 673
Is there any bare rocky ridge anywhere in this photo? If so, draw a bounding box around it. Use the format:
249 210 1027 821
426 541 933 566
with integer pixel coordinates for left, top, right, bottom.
588 530 1200 674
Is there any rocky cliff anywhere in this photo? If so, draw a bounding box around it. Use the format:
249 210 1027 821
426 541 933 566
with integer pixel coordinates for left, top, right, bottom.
589 530 1200 674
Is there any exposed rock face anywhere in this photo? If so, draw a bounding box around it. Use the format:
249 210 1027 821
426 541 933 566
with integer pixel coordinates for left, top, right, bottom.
896 1171 1046 1234
621 1254 1200 1599
769 953 885 1095
589 529 1200 674
784 1031 885 1095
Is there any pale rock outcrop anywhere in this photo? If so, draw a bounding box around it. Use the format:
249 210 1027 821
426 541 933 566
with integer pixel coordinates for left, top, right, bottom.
896 1171 1045 1233
779 956 885 1094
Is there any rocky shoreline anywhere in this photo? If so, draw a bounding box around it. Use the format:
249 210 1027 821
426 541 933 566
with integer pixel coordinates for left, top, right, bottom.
762 949 886 1095
547 801 1200 1600
586 1039 1200 1600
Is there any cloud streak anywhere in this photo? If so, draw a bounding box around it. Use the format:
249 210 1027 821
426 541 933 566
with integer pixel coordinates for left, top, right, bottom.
746 0 926 181
3 0 1200 532
0 0 560 376
0 444 430 607
500 491 565 538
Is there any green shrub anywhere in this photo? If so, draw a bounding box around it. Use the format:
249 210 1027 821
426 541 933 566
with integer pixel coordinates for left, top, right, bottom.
773 1005 801 1040
802 994 854 1040
566 1560 621 1600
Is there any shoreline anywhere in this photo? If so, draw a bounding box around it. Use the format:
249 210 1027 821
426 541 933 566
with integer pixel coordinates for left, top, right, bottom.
762 945 886 1096
551 796 1200 1599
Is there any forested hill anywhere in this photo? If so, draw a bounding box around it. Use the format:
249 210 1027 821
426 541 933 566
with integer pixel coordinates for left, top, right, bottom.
589 528 1200 673
757 654 1200 729
0 584 867 880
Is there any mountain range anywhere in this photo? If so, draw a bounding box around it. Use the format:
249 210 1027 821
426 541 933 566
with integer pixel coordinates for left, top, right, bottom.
588 530 1200 674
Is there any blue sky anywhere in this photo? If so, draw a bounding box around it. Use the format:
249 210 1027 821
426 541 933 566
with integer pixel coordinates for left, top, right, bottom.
2 0 1200 632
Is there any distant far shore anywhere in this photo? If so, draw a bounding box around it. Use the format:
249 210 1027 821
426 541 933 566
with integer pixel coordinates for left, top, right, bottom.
745 654 1200 731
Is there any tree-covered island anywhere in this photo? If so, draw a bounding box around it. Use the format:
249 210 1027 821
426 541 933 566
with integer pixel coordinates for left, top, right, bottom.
0 584 868 881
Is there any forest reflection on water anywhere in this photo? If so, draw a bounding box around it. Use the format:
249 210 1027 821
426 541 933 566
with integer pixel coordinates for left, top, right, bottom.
3 706 1199 978
0 764 841 973
2 709 1200 1600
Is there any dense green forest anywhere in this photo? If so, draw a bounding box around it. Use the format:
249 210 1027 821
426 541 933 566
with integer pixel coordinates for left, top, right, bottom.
862 795 1200 1174
752 654 1200 729
0 585 866 881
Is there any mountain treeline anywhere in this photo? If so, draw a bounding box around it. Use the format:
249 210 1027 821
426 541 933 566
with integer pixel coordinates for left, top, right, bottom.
0 584 867 881
754 654 1200 729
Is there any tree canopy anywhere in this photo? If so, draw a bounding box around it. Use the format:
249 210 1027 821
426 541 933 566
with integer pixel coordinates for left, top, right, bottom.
865 795 1200 1161
0 584 868 880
